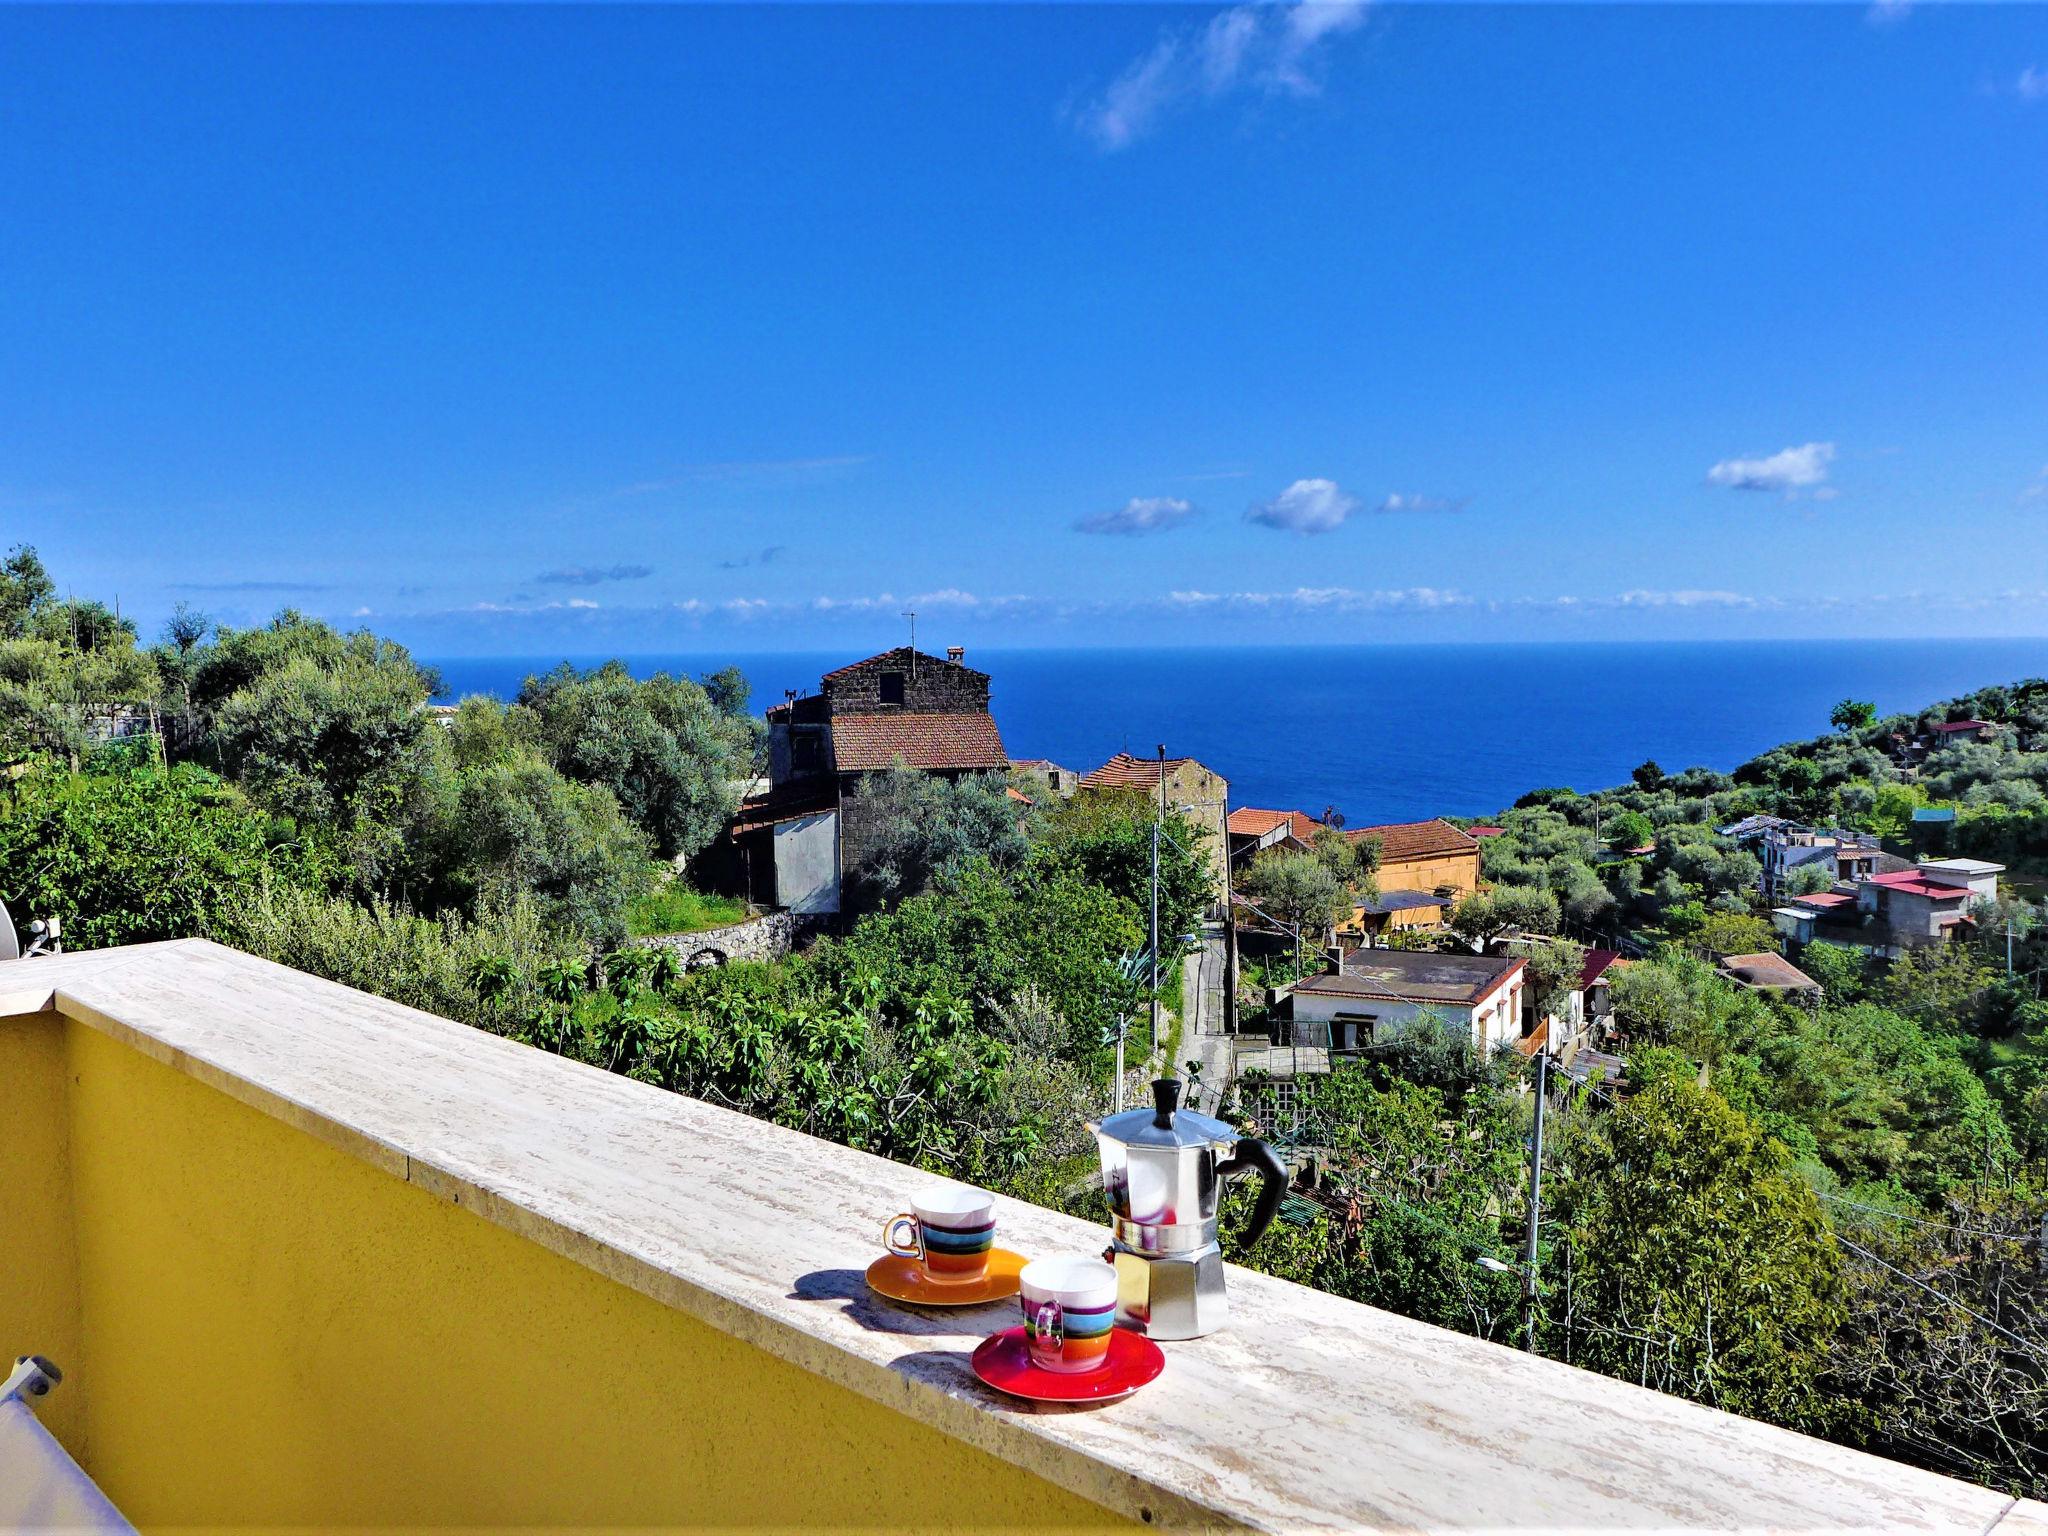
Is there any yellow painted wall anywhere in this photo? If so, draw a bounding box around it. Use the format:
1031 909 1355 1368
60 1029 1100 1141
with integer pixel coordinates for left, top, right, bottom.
4 1013 1130 1534
1377 850 1478 900
0 1012 85 1453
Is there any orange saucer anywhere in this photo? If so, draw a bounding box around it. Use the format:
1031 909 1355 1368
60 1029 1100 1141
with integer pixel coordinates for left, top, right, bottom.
866 1248 1026 1307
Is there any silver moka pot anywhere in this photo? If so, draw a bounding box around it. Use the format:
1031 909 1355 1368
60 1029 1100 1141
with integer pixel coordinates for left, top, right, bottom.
1088 1078 1286 1339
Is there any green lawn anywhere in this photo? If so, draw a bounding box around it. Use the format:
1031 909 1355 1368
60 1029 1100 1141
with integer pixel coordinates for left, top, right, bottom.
626 885 747 938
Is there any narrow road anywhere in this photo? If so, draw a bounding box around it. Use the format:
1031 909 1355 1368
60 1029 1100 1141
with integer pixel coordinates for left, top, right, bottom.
1181 922 1233 1113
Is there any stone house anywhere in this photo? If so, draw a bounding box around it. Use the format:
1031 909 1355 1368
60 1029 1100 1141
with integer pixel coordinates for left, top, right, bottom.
1078 753 1231 905
727 647 1009 916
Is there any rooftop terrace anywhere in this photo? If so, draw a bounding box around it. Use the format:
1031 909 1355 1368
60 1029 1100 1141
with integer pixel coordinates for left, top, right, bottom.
5 939 2046 1532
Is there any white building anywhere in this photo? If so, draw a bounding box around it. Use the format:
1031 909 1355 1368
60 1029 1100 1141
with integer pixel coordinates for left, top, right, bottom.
1289 949 1527 1055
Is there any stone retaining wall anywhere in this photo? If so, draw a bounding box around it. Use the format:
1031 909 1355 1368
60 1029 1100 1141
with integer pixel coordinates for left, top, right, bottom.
635 910 832 967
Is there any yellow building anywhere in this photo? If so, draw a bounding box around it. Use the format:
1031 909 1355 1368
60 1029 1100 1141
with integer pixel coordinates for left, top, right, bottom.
1 939 2031 1534
1346 818 1482 901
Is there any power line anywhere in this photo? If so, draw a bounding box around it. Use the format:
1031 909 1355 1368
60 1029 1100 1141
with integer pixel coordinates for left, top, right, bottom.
1833 1234 2048 1363
1815 1192 2034 1244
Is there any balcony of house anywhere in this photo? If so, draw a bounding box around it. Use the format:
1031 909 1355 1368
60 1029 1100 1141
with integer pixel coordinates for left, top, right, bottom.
5 938 2047 1533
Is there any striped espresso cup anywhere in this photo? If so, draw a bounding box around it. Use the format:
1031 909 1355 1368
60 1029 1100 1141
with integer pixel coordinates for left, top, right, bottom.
883 1184 996 1284
1019 1257 1118 1373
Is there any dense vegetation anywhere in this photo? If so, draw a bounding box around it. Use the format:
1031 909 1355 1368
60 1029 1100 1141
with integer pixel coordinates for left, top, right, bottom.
5 542 2046 1496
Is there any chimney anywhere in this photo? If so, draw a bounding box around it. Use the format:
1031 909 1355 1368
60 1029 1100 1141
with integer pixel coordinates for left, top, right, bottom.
946 646 965 663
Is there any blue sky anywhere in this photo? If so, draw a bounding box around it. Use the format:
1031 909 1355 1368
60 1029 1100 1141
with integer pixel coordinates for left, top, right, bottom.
5 2 2047 656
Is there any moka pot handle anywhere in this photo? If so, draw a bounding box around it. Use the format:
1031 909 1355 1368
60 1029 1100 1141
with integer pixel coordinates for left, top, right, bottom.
1217 1137 1288 1247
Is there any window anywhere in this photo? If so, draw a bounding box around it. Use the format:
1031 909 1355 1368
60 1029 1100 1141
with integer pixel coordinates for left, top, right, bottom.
878 670 906 706
791 731 823 773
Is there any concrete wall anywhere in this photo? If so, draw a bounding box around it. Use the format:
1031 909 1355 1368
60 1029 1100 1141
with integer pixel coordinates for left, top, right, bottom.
0 1010 1125 1532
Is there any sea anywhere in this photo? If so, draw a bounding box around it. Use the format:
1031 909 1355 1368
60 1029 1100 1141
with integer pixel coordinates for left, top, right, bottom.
428 640 2048 825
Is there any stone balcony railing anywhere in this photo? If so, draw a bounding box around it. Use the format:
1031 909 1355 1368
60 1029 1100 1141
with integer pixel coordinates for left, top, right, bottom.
4 938 2045 1533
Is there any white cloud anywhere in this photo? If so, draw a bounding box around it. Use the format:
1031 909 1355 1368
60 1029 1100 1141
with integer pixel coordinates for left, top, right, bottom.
1705 441 1836 495
1071 0 1369 151
1189 585 1470 612
1246 477 1361 534
2019 65 2048 102
1374 493 1468 515
1865 0 1912 27
1614 589 1759 610
1076 496 1198 536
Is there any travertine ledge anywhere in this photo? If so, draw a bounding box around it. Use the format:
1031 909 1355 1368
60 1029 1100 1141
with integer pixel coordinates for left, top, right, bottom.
7 939 2040 1534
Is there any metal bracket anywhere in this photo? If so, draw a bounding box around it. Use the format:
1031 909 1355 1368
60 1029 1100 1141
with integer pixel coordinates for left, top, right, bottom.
1 1354 62 1406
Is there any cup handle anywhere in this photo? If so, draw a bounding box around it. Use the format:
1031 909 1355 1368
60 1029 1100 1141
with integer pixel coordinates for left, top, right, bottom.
1034 1299 1064 1351
883 1213 922 1259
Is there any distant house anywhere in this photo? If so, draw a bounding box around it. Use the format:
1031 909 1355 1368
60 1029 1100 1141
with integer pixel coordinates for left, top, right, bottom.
1773 857 2003 957
1891 719 2003 769
728 646 1009 915
1080 753 1230 903
1009 758 1078 798
1289 948 1526 1055
1226 807 1329 867
1346 819 1481 906
1227 811 1476 942
1336 888 1455 945
1721 818 1891 899
1717 951 1823 998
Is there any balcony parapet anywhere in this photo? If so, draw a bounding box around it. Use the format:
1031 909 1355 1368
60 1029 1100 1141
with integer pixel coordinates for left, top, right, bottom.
8 938 2047 1533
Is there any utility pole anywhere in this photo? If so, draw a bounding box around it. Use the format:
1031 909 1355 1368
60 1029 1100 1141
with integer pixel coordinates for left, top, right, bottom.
1520 1049 1548 1353
1150 743 1165 1052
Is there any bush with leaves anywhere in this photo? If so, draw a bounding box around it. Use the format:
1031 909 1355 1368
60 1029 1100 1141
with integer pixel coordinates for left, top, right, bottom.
0 759 321 948
1547 1077 1848 1432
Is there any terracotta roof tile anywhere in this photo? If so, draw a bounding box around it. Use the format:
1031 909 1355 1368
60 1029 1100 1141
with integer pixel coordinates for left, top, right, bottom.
1227 808 1327 843
831 711 1008 773
1079 753 1221 791
1346 818 1479 862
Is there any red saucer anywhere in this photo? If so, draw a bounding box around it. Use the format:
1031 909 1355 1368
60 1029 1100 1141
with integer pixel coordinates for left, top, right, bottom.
970 1325 1165 1404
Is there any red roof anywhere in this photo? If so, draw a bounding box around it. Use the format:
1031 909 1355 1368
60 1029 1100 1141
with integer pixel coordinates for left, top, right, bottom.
1467 825 1505 838
1346 818 1479 863
1226 807 1326 843
1580 949 1624 988
1931 719 1993 734
831 712 1009 772
1079 753 1220 791
1793 891 1856 909
1867 874 1970 901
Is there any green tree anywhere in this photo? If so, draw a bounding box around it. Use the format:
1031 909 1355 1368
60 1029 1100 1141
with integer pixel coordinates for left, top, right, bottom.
1604 809 1655 850
1035 786 1212 944
1449 885 1561 944
446 755 656 946
1549 1078 1847 1432
515 661 752 860
1239 848 1349 958
1831 699 1878 734
1694 910 1778 957
846 766 1033 907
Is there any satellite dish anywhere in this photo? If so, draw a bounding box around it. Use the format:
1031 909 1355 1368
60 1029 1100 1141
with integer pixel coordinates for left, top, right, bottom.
0 900 19 963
